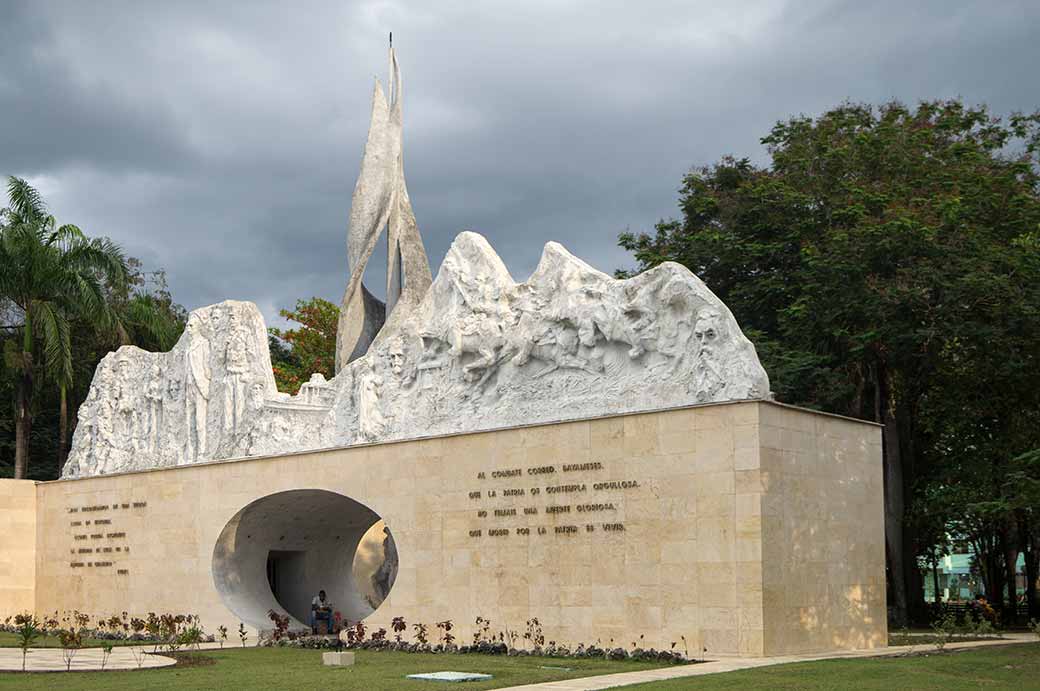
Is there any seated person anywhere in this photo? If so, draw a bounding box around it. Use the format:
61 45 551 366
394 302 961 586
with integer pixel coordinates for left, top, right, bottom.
311 589 334 634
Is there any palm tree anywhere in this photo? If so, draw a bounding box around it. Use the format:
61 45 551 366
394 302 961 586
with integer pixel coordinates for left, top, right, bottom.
0 177 127 479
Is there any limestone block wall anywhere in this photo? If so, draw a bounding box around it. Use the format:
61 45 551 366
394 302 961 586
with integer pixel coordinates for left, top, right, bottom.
0 480 37 617
18 401 885 657
758 404 887 654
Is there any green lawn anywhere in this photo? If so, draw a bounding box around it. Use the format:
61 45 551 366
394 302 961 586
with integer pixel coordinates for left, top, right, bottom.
0 647 671 690
622 644 1040 690
0 643 1036 690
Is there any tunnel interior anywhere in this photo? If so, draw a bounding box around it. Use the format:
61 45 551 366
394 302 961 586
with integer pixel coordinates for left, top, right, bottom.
212 489 393 630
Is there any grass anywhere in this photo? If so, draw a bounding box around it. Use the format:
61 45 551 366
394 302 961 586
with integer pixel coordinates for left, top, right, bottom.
0 631 149 649
621 643 1040 690
0 646 672 690
0 642 1036 690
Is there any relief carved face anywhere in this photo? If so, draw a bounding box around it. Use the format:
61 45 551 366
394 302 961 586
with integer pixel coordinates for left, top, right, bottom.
186 316 203 338
693 312 723 359
117 358 132 376
249 382 266 409
387 339 406 377
210 307 228 335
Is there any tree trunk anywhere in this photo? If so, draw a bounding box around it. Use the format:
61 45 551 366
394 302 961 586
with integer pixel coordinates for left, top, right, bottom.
879 366 909 627
14 374 31 479
58 382 69 475
933 555 941 604
13 313 33 480
988 546 1006 612
1004 518 1020 625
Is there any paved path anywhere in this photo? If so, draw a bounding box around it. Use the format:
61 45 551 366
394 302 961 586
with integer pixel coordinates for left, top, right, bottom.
0 639 283 672
495 634 1037 690
0 644 176 672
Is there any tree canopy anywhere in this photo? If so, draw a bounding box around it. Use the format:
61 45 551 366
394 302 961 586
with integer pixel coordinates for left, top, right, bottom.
268 297 338 395
620 100 1040 624
0 177 185 479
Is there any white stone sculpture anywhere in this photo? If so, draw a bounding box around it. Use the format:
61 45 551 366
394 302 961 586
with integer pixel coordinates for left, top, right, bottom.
63 233 770 478
184 315 212 460
335 43 432 372
63 301 279 477
61 44 771 478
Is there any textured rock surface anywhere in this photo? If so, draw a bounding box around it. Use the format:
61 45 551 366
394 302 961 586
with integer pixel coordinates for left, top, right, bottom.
63 301 278 477
329 232 770 445
64 232 770 478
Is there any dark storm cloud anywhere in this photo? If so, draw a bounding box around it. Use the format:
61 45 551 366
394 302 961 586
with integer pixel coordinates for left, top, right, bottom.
2 0 1038 326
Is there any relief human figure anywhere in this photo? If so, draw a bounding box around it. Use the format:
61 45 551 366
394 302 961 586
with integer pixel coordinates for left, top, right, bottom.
184 316 212 460
144 363 164 451
209 304 229 337
248 381 266 411
167 374 182 402
512 320 603 378
371 527 399 604
113 356 138 445
357 358 387 441
564 285 645 359
75 387 104 463
416 333 452 390
692 308 727 401
91 363 118 465
94 411 117 474
223 311 251 434
385 336 418 387
448 312 508 387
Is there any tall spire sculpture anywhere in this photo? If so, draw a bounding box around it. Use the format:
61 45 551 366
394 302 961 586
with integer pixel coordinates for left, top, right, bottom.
335 41 433 373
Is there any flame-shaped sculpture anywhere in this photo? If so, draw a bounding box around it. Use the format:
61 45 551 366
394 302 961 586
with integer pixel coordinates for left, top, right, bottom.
336 44 432 372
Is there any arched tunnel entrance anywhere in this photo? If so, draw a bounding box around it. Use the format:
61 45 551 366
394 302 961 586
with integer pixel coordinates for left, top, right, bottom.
212 489 397 630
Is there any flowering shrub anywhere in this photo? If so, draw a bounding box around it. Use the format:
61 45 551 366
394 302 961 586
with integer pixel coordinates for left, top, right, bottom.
436 620 455 647
267 610 291 642
392 617 407 642
278 614 694 663
0 610 214 651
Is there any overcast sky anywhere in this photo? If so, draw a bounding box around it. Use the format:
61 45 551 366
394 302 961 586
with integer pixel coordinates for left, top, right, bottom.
3 1 1038 327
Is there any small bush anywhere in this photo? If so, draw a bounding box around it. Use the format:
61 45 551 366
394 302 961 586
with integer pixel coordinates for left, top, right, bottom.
931 610 958 651
14 613 41 672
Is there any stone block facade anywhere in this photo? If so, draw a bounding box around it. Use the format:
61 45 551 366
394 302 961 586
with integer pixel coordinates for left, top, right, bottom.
0 401 885 656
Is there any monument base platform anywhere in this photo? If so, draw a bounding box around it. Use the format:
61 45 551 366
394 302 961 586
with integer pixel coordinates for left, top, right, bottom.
0 400 885 657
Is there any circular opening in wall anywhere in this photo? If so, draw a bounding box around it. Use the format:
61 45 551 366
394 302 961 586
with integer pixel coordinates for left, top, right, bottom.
212 489 398 630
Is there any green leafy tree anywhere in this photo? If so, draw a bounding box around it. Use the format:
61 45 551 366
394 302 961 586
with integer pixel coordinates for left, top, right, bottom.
619 100 1040 625
53 264 185 471
0 177 127 479
0 180 184 478
269 297 338 394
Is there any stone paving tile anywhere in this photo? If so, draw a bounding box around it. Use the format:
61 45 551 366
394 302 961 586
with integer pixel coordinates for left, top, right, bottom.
0 645 175 672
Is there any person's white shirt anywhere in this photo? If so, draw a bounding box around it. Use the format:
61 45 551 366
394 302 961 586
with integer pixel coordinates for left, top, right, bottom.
312 595 330 609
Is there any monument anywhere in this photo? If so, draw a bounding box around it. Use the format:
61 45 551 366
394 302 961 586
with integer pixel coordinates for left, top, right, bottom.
0 44 886 657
